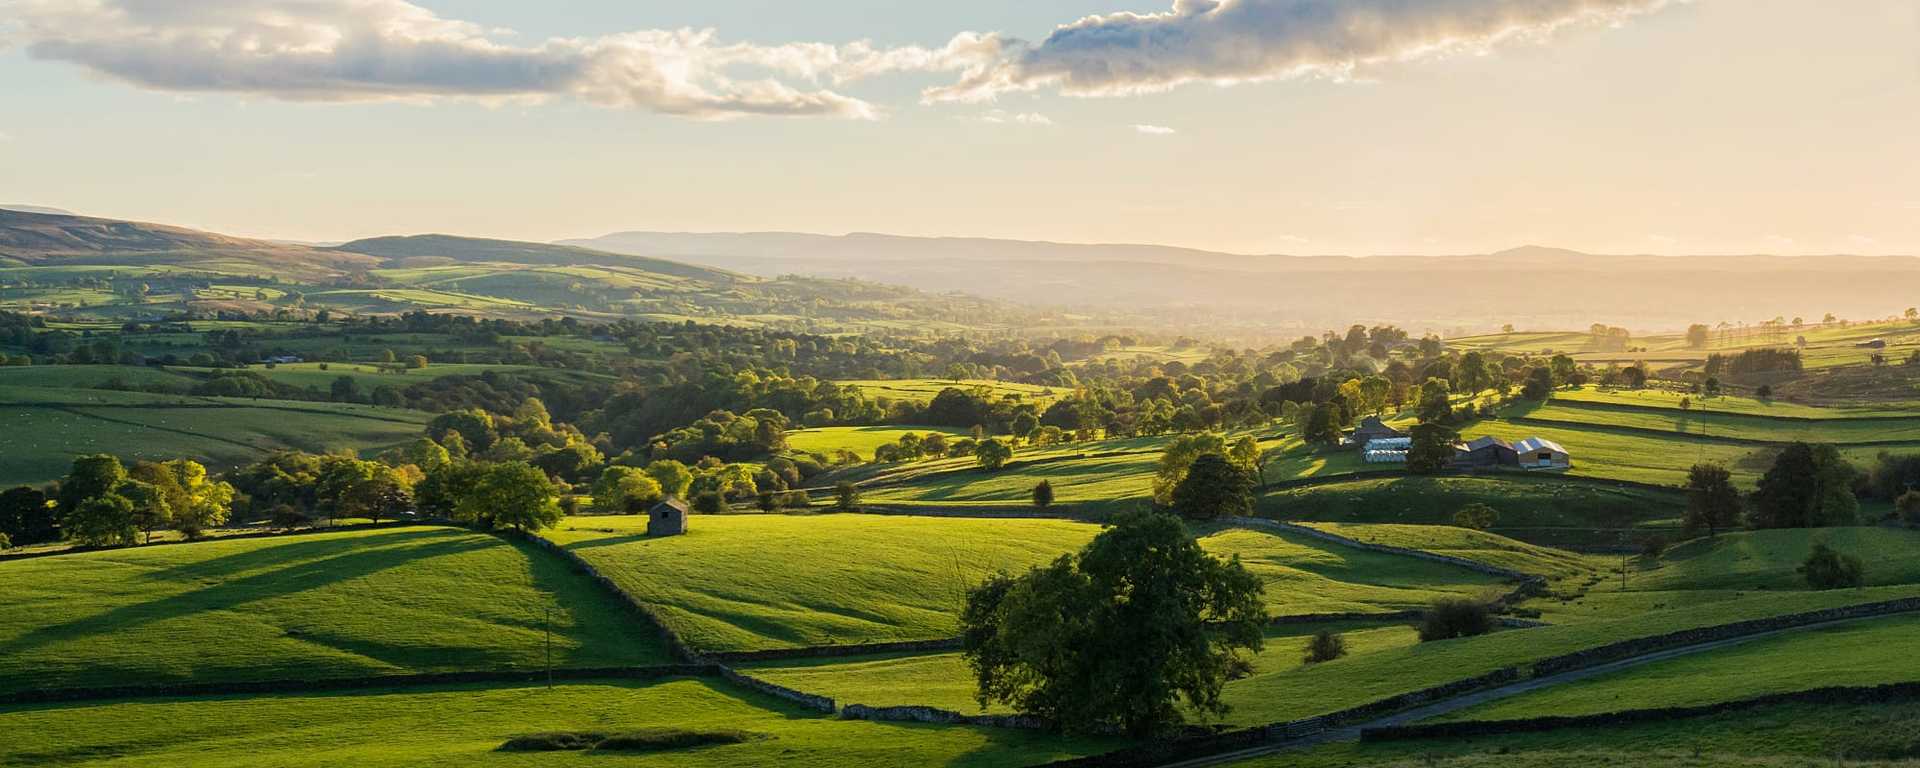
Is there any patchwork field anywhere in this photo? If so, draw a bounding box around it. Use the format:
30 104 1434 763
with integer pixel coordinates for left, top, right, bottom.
0 677 1112 767
833 379 1067 406
1196 526 1509 616
1623 527 1920 592
0 526 665 694
0 385 430 486
1508 399 1920 444
1256 475 1687 541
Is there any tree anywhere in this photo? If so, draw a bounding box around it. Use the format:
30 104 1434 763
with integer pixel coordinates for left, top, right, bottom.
1292 404 1334 449
1416 378 1451 424
1226 435 1260 473
1170 454 1254 521
1799 544 1865 590
644 460 695 499
974 438 1013 471
1151 433 1228 504
1682 463 1743 537
1407 423 1458 475
0 487 57 546
134 459 233 538
590 467 664 514
64 493 136 547
1749 443 1857 529
834 481 861 512
1686 324 1711 349
57 454 127 515
1452 503 1498 531
691 491 726 514
457 462 561 532
1032 480 1054 509
960 511 1266 736
1521 366 1554 400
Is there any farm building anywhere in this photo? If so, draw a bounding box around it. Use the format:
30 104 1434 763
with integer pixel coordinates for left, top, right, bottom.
648 498 689 537
1347 416 1407 450
1512 437 1572 470
1453 436 1519 469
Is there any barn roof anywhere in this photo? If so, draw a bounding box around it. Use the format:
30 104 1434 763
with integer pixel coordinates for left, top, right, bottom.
1463 436 1512 452
1513 437 1568 455
652 497 689 514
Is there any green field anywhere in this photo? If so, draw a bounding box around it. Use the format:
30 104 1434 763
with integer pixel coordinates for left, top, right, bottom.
541 515 1104 652
1255 475 1687 539
743 620 1425 716
0 386 430 486
1623 527 1920 591
0 527 664 693
1555 386 1919 419
1198 527 1508 616
1436 613 1920 722
0 677 1111 767
1508 399 1920 444
1293 523 1600 580
0 364 204 390
785 425 972 460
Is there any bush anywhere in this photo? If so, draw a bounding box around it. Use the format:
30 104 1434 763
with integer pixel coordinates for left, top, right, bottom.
780 490 812 509
1032 480 1054 509
755 490 781 512
691 492 725 514
1419 598 1493 642
1303 630 1347 664
1639 535 1669 560
1800 544 1866 590
1452 503 1498 531
834 481 860 512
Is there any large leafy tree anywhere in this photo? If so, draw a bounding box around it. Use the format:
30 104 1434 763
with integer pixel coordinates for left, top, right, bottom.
1407 423 1459 475
1683 462 1743 537
65 494 136 547
1170 454 1254 521
132 459 234 538
1416 378 1452 424
0 487 57 547
974 438 1014 471
1749 443 1857 529
458 462 562 532
961 511 1266 737
1151 433 1227 504
56 454 126 515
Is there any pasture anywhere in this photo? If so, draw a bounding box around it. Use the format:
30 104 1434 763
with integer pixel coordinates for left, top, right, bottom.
540 514 1104 652
0 677 1112 767
1507 399 1920 444
0 526 663 694
1623 527 1920 592
834 379 1067 406
1196 526 1509 616
785 425 972 460
0 387 430 486
1256 475 1686 541
1435 613 1920 722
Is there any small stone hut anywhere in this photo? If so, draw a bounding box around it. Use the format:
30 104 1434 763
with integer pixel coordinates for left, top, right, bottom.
648 497 690 537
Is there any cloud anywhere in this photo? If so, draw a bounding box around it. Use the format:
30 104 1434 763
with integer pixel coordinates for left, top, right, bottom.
979 109 1053 125
1133 124 1177 135
3 0 983 120
925 0 1675 103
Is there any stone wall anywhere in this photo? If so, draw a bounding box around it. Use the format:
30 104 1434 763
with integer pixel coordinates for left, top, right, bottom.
840 703 1048 730
708 637 962 663
716 665 835 713
1361 682 1920 742
1528 597 1920 677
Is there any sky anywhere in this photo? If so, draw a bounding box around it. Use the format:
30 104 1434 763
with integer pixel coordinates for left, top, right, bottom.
0 0 1915 256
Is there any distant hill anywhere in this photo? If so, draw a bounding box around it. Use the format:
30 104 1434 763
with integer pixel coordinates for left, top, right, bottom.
0 209 378 278
332 234 742 283
563 230 1920 332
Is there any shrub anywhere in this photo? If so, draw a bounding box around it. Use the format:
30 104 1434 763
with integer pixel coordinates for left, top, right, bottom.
780 490 812 509
1419 598 1493 642
1303 630 1347 664
1639 535 1669 560
691 492 725 514
1800 543 1866 590
593 729 756 753
1032 480 1054 509
755 490 781 512
1451 503 1498 531
834 481 860 512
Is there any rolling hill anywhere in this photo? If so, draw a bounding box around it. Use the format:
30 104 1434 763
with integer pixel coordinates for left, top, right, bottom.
563 231 1920 332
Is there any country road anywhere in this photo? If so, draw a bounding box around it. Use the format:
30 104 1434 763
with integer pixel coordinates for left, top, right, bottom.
1157 613 1899 768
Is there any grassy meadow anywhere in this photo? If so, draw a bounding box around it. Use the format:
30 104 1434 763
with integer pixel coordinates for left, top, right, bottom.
540 514 1104 652
833 379 1067 406
1196 526 1510 616
1436 613 1920 722
0 677 1113 767
0 526 664 693
785 425 973 460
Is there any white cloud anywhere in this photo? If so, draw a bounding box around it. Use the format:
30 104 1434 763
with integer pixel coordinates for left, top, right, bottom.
979 109 1052 125
0 131 12 142
3 0 983 120
925 0 1675 103
1133 124 1177 135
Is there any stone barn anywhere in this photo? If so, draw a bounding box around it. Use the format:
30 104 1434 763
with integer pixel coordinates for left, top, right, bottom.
1347 416 1407 451
1513 437 1572 470
1453 436 1518 470
648 497 690 537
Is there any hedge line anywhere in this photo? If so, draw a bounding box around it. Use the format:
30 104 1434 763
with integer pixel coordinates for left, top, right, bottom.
1360 682 1920 742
